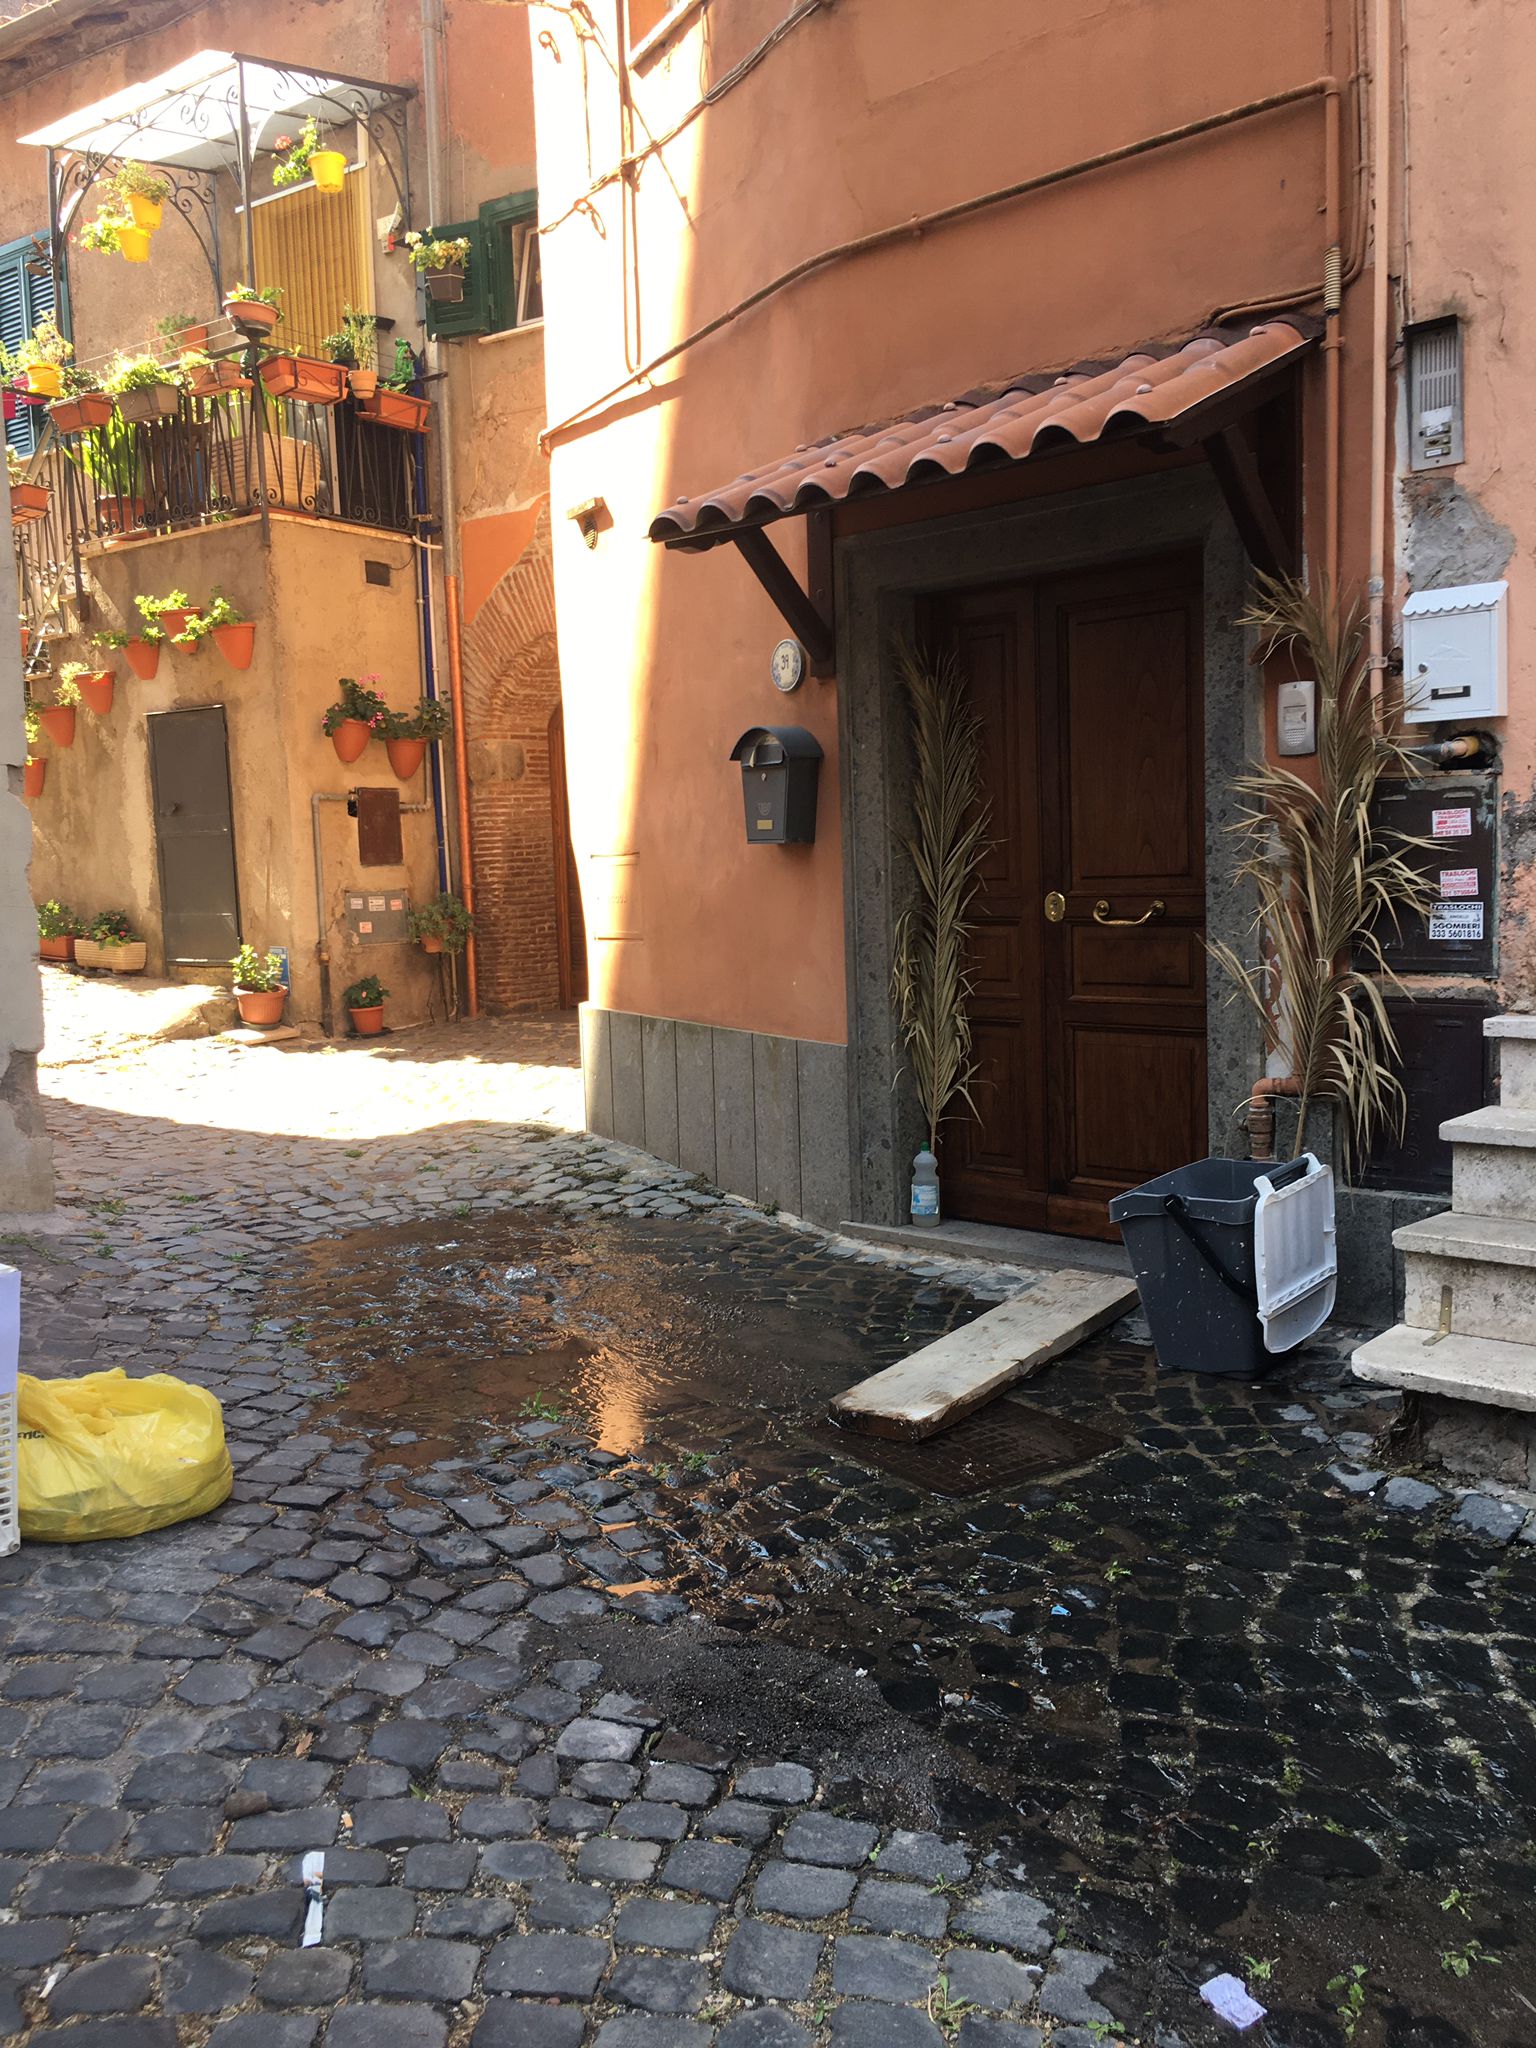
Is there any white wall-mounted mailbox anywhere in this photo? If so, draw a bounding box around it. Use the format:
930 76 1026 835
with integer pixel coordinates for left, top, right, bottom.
1402 580 1508 724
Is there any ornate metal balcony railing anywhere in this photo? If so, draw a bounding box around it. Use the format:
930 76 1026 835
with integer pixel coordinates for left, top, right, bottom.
12 383 420 636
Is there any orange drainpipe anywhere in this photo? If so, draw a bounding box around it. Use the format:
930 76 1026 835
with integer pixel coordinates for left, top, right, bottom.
444 571 478 1016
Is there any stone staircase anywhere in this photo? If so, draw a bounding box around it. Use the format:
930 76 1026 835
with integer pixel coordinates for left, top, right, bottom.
1354 1015 1536 1414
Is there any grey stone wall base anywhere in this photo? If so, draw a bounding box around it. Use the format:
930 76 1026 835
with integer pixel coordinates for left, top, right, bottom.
1411 1391 1536 1490
579 1004 851 1225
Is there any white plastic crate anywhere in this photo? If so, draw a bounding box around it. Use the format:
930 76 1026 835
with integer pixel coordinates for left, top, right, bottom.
0 1265 18 1555
1253 1155 1337 1353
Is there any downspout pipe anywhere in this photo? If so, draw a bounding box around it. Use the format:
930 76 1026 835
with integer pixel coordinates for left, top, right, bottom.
421 0 479 1014
1367 0 1393 697
311 792 349 1038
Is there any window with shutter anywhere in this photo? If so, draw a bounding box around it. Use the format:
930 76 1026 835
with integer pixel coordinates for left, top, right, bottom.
422 192 539 341
0 233 56 457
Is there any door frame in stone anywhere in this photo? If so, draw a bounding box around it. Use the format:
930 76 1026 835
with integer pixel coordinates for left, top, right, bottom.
835 466 1262 1227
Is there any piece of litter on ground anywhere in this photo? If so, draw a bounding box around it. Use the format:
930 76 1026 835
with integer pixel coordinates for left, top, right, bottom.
1051 1603 1070 1617
301 1850 325 1946
1200 1974 1266 2030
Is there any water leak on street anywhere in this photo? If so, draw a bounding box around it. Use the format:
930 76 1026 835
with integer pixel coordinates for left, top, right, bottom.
293 1204 1536 2043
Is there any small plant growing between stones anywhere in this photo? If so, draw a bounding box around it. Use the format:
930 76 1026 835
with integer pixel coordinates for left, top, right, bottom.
1102 1559 1130 1582
1327 1963 1367 2041
1440 1887 1470 1917
1441 1939 1499 1978
520 1390 563 1422
1244 1955 1276 1984
680 1451 711 1475
927 1976 976 2038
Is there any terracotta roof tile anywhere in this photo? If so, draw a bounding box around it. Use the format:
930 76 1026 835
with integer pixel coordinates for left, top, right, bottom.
650 319 1313 543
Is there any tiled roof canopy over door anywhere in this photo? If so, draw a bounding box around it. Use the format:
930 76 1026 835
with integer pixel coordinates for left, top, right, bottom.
250 167 371 357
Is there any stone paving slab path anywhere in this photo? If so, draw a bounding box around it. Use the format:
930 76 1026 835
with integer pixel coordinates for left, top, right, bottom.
0 968 1532 2045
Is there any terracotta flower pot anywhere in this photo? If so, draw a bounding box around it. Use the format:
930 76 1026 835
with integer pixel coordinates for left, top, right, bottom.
23 759 45 797
187 361 250 397
212 621 255 670
330 718 373 764
79 671 114 716
39 705 75 749
358 388 431 434
9 481 50 523
236 987 285 1027
126 192 163 233
418 934 444 954
179 323 208 349
349 368 378 400
157 607 199 640
39 933 74 961
224 296 279 339
349 1004 384 1036
124 638 161 680
385 736 428 780
19 628 29 659
260 355 347 406
49 392 114 434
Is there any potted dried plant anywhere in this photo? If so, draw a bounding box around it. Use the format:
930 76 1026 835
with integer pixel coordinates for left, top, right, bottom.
1208 574 1442 1176
37 673 81 750
61 658 113 718
381 695 451 779
77 910 146 974
23 706 44 797
890 641 992 1225
95 624 163 682
407 892 473 956
230 944 286 1027
37 900 83 962
343 973 388 1036
222 283 283 341
322 675 387 763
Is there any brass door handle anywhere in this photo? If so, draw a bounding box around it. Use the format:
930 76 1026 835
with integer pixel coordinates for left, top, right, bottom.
1043 891 1066 923
1092 897 1165 926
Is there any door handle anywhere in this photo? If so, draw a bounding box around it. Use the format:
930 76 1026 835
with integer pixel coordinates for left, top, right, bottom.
1092 897 1165 926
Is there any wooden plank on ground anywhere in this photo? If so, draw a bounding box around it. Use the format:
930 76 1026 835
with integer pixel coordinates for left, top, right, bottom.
829 1270 1139 1442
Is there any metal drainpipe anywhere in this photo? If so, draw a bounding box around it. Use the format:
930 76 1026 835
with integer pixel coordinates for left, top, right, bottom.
421 0 479 1015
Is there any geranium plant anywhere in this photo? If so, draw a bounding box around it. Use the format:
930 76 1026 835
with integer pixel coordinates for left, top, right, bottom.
382 696 453 742
79 208 133 256
102 351 182 395
113 161 169 205
52 672 82 709
91 910 139 946
37 900 83 939
403 231 471 274
343 974 388 1009
322 675 388 737
407 893 474 954
225 282 284 309
271 116 322 188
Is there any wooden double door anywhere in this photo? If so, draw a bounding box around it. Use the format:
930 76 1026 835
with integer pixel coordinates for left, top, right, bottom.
932 553 1207 1239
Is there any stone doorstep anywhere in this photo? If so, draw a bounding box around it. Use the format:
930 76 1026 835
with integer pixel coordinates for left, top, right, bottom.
1352 1324 1536 1413
1441 1105 1536 1148
1393 1210 1536 1267
830 1269 1139 1441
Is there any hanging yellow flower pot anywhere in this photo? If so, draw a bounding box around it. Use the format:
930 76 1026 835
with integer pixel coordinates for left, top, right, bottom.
309 150 346 194
21 363 62 399
119 225 151 263
126 192 163 233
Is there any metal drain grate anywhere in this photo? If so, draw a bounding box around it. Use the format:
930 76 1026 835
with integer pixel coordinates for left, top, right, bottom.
812 1398 1120 1498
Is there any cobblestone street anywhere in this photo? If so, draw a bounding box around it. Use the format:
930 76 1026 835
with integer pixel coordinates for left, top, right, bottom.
3 972 1535 2046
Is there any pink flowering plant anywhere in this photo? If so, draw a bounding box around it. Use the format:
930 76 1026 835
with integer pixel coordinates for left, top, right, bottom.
321 673 388 737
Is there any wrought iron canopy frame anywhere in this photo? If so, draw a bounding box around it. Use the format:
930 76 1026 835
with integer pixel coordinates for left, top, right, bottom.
24 51 414 308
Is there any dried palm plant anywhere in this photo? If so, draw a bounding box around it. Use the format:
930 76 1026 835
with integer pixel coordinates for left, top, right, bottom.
1208 572 1438 1178
890 640 992 1156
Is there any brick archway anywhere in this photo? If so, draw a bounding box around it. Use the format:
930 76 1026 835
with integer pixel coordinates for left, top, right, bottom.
461 504 569 1010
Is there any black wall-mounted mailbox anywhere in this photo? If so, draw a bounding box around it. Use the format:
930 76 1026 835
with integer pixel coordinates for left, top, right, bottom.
730 726 823 844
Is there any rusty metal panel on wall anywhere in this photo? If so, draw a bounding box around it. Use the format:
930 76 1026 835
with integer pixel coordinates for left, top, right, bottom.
1362 997 1492 1193
355 787 403 866
344 891 411 945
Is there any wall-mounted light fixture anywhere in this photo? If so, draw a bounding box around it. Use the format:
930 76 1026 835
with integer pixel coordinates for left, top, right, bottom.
566 496 609 549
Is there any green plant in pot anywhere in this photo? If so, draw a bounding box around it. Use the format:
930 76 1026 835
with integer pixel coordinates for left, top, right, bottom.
404 230 471 303
380 694 451 780
59 657 114 719
37 898 84 962
113 160 170 231
230 944 287 1029
102 350 183 424
890 641 992 1226
322 675 387 764
97 621 163 680
12 314 73 398
37 672 81 751
324 304 379 399
194 589 255 670
79 909 146 976
343 973 389 1037
23 705 44 796
222 281 284 341
407 892 473 957
136 588 200 644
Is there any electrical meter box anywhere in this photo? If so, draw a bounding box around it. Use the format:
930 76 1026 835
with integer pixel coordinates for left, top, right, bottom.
1402 581 1508 724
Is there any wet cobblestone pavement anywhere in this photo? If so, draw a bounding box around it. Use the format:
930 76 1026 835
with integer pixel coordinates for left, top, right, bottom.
4 972 1536 2045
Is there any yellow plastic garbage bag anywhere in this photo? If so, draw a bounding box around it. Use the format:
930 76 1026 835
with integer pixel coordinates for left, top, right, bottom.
17 1369 233 1543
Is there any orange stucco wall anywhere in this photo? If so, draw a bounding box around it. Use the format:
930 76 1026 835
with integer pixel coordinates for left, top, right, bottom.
532 0 1377 1048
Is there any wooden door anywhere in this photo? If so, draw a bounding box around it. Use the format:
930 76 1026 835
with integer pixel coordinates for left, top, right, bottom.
933 553 1206 1237
147 706 241 965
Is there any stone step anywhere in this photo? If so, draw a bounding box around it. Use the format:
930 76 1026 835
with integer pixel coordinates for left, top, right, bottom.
1395 1208 1536 1267
1353 1324 1536 1413
1486 1014 1536 1113
1447 1109 1536 1220
1398 1214 1536 1342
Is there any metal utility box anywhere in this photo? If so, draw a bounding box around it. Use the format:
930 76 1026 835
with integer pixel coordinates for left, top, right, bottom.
345 892 412 944
1361 997 1492 1193
1369 774 1496 976
730 726 823 845
1402 581 1508 723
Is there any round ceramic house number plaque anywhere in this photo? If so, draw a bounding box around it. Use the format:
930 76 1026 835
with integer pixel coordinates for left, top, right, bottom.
770 637 806 692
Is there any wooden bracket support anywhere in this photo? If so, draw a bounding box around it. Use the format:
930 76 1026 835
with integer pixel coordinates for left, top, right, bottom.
1200 424 1298 581
732 526 836 675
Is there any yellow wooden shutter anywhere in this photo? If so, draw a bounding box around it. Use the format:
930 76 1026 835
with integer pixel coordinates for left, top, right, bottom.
250 167 372 356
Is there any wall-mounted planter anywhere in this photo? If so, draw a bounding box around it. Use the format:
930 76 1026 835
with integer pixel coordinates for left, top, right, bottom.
236 988 285 1027
187 361 250 397
79 671 114 716
418 934 444 955
23 759 44 798
358 388 431 434
124 638 161 680
76 938 146 973
260 355 347 406
424 268 464 304
49 392 114 434
212 622 256 670
10 482 51 524
385 737 428 780
38 705 75 749
330 719 373 764
349 1003 385 1036
115 383 180 423
158 608 200 640
38 933 72 961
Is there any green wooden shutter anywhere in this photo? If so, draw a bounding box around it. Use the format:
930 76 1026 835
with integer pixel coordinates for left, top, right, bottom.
0 233 54 456
422 216 490 339
479 191 538 333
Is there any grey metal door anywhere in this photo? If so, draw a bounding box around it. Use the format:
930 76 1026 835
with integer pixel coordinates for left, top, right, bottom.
147 706 241 963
